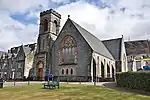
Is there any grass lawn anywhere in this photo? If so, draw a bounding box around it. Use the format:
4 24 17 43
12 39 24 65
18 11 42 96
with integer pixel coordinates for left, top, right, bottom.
0 84 150 100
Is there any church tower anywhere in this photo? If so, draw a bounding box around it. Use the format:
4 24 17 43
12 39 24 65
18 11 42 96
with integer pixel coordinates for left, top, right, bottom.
34 9 61 80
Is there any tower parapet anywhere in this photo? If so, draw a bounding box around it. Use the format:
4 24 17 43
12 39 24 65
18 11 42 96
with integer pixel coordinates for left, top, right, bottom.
40 9 61 19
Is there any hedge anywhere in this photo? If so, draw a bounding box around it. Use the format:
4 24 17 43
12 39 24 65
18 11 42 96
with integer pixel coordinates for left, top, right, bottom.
116 71 150 91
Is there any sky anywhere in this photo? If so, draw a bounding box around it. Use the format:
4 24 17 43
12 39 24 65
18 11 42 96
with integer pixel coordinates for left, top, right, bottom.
0 0 150 51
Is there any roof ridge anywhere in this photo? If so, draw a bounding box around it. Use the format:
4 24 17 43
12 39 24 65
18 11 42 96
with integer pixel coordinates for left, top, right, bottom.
69 18 114 60
70 19 102 42
102 37 122 42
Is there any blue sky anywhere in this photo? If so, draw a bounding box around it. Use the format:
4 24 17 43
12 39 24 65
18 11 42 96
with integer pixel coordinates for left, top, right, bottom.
0 0 150 51
11 0 107 25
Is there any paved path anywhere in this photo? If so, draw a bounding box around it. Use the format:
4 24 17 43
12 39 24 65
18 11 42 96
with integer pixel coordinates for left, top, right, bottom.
3 81 116 87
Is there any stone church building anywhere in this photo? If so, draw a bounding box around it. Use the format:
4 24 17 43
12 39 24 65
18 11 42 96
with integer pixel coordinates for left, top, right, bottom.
0 9 128 82
31 9 128 82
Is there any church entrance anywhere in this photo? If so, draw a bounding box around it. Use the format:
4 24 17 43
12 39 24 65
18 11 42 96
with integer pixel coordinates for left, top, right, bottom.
36 61 44 81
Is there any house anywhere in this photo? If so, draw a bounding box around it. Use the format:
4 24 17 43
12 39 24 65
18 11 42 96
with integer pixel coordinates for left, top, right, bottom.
8 43 36 80
125 40 150 71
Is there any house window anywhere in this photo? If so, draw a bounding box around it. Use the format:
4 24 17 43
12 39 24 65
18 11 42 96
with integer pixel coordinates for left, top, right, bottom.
59 35 77 64
71 69 73 75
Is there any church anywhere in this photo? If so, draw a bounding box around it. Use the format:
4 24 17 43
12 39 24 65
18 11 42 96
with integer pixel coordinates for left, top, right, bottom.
31 9 128 82
0 9 128 82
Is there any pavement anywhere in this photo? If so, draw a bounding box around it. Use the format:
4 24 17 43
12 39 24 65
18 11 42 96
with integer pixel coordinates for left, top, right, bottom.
3 81 116 88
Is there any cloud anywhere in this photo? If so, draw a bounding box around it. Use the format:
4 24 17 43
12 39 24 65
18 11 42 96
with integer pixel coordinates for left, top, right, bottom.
0 12 38 51
51 0 70 4
1 0 150 51
56 0 150 41
0 0 49 13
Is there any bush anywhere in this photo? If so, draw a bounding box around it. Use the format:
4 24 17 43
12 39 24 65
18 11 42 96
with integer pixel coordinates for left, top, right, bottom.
116 71 150 91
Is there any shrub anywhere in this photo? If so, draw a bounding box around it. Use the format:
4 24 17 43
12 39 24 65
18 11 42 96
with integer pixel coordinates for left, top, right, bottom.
116 71 150 91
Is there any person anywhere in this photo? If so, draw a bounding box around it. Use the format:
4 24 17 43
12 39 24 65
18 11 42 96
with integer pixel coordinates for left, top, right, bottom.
48 74 54 81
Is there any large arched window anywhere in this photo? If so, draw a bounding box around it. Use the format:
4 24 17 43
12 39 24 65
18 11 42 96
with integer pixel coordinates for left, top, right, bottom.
59 35 77 65
43 19 48 32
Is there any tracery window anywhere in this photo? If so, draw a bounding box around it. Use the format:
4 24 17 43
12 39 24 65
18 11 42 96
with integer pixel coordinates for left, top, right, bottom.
59 35 77 65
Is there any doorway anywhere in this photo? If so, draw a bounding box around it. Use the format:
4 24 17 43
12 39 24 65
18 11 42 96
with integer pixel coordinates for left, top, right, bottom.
36 61 44 80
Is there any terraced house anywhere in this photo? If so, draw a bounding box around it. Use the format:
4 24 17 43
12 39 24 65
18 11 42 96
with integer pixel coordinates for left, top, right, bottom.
0 9 128 82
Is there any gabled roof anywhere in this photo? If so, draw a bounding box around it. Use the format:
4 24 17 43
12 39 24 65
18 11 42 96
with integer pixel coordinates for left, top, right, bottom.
125 40 150 56
102 38 122 60
23 44 37 57
69 18 114 60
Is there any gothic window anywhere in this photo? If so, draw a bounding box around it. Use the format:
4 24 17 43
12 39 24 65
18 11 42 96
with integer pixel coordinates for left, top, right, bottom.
66 69 68 74
44 19 48 32
59 35 77 65
54 20 58 35
42 39 45 49
62 69 64 75
107 64 110 77
71 69 73 75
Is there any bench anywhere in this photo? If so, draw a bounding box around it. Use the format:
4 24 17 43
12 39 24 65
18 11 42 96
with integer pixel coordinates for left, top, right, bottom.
43 81 59 89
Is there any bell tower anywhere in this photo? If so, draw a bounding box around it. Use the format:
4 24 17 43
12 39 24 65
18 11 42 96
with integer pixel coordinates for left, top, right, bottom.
34 9 61 80
38 9 61 52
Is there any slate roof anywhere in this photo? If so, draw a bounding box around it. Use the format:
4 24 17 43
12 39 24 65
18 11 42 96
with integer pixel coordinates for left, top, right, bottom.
70 19 114 60
125 40 150 56
102 38 122 61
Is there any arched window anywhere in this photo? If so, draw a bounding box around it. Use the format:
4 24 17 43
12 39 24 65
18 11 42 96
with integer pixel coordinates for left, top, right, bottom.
62 69 64 75
54 20 58 35
44 19 48 31
66 69 68 74
71 69 73 75
107 64 110 77
59 35 77 64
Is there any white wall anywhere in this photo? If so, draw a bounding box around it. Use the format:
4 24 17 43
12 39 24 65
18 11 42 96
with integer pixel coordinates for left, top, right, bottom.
121 37 128 72
24 52 35 78
91 52 116 80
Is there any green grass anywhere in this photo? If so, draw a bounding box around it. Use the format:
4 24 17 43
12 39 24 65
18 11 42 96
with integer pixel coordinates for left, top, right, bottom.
0 84 150 100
